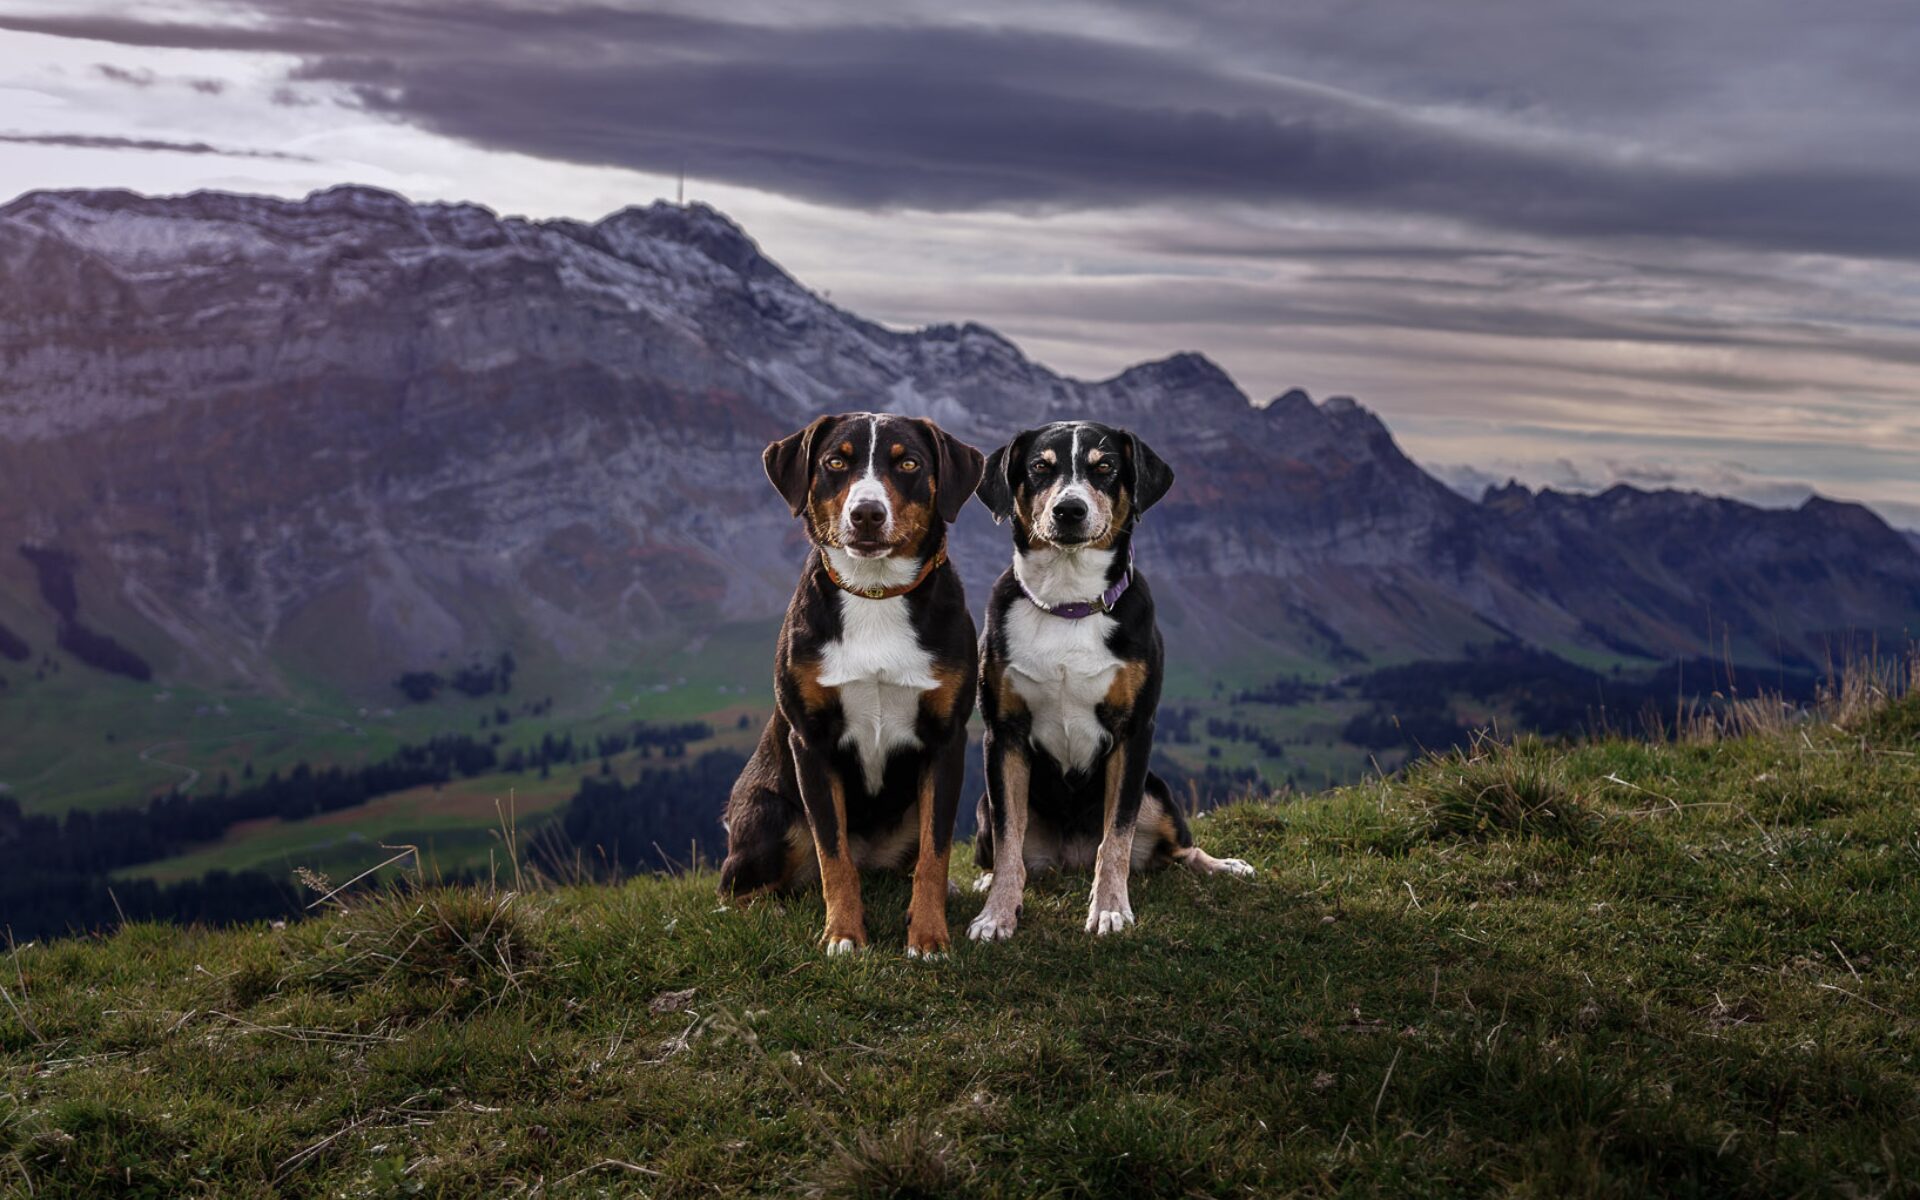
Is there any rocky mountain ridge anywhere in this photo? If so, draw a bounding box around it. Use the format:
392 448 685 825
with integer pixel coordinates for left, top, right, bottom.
1 185 1914 693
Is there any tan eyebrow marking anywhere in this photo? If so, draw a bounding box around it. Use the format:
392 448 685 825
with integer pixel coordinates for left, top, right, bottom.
1087 449 1105 462
1040 448 1057 463
839 441 855 456
890 443 906 458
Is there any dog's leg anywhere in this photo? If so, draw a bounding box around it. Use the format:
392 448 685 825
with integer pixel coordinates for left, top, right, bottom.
789 731 866 954
719 714 805 899
968 730 1030 941
971 791 995 892
1087 739 1149 935
1173 846 1257 877
906 733 964 958
1145 774 1256 877
719 808 811 900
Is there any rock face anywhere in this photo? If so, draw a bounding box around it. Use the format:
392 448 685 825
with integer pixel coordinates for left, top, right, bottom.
0 185 1915 690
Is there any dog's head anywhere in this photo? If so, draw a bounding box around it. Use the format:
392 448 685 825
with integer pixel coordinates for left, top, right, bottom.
976 421 1173 548
764 413 985 559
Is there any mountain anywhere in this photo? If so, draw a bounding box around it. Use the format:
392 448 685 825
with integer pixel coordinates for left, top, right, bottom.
1 185 1916 698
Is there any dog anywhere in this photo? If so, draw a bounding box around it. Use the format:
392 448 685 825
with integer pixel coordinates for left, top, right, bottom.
720 412 986 957
967 420 1253 941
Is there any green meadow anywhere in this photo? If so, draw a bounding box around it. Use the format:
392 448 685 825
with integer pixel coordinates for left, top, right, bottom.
4 682 1917 1197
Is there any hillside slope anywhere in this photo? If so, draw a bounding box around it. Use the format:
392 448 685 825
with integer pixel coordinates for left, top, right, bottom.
5 695 1917 1197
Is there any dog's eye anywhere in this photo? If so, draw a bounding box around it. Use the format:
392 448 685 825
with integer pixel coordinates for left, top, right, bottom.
1030 459 1052 474
825 456 848 471
1095 460 1115 474
898 458 920 472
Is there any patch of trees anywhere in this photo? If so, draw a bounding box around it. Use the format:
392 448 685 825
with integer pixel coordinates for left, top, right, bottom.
395 671 443 703
1159 706 1198 744
394 652 518 703
0 717 731 941
1150 751 1269 802
1204 717 1287 759
17 545 153 682
540 750 744 876
1338 642 1822 754
56 621 152 682
0 867 301 945
0 618 28 662
1197 763 1269 796
1234 674 1323 706
0 735 502 881
1341 706 1472 754
592 721 715 760
18 544 78 619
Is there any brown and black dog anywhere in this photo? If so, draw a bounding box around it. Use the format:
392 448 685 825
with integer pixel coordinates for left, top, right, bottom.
720 412 986 957
969 420 1253 943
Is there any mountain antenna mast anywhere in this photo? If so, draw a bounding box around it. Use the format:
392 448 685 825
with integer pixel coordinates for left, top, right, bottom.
677 162 685 205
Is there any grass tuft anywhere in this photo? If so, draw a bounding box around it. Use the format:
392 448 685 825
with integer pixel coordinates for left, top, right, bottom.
1859 690 1920 746
808 1120 963 1200
287 887 541 1011
1408 735 1601 844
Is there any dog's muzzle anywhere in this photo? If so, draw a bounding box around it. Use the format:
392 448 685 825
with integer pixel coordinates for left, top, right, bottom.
840 477 896 556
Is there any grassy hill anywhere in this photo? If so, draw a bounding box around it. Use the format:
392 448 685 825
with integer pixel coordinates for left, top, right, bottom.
4 684 1918 1197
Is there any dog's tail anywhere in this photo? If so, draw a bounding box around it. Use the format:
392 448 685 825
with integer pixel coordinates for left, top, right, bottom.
970 792 995 871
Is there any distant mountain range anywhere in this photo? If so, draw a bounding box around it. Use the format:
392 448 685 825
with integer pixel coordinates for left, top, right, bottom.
1 185 1916 696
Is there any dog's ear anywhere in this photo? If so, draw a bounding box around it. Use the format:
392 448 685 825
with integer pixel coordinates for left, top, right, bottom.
763 415 832 517
976 433 1026 524
1126 431 1174 514
915 419 986 524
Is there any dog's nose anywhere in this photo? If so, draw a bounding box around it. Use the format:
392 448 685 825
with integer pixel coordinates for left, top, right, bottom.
849 500 887 536
1052 497 1088 524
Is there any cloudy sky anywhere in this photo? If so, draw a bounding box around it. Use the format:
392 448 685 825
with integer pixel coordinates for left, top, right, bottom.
3 1 1918 527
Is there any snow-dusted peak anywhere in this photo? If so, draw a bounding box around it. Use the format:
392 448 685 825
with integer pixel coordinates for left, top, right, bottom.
0 188 289 267
1093 352 1249 423
591 200 771 279
1108 350 1238 393
301 184 421 223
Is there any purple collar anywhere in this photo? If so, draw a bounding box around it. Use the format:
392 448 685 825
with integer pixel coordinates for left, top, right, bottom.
1016 546 1133 619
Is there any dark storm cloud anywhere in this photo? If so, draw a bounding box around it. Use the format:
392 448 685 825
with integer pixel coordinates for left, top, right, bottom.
0 132 314 161
95 62 228 95
8 2 1920 258
94 63 155 87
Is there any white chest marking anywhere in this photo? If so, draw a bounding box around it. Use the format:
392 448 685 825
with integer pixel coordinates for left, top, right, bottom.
1005 600 1121 774
817 587 937 793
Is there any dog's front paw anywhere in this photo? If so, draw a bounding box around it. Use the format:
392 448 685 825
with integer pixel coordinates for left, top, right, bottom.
1218 857 1257 878
967 907 1019 942
1086 906 1136 936
906 921 951 960
821 923 868 956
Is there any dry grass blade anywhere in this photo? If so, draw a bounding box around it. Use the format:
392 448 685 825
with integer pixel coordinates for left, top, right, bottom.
553 1158 663 1187
1 931 41 1046
303 846 419 911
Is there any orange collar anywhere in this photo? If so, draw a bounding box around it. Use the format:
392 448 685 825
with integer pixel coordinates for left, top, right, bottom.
821 545 948 600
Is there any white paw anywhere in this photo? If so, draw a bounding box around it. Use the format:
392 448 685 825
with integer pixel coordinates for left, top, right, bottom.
1218 858 1257 878
971 872 994 893
905 946 948 961
825 937 860 957
1087 907 1136 936
967 910 1018 941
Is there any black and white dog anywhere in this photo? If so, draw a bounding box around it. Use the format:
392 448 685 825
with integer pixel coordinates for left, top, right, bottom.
968 421 1253 941
720 412 986 957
